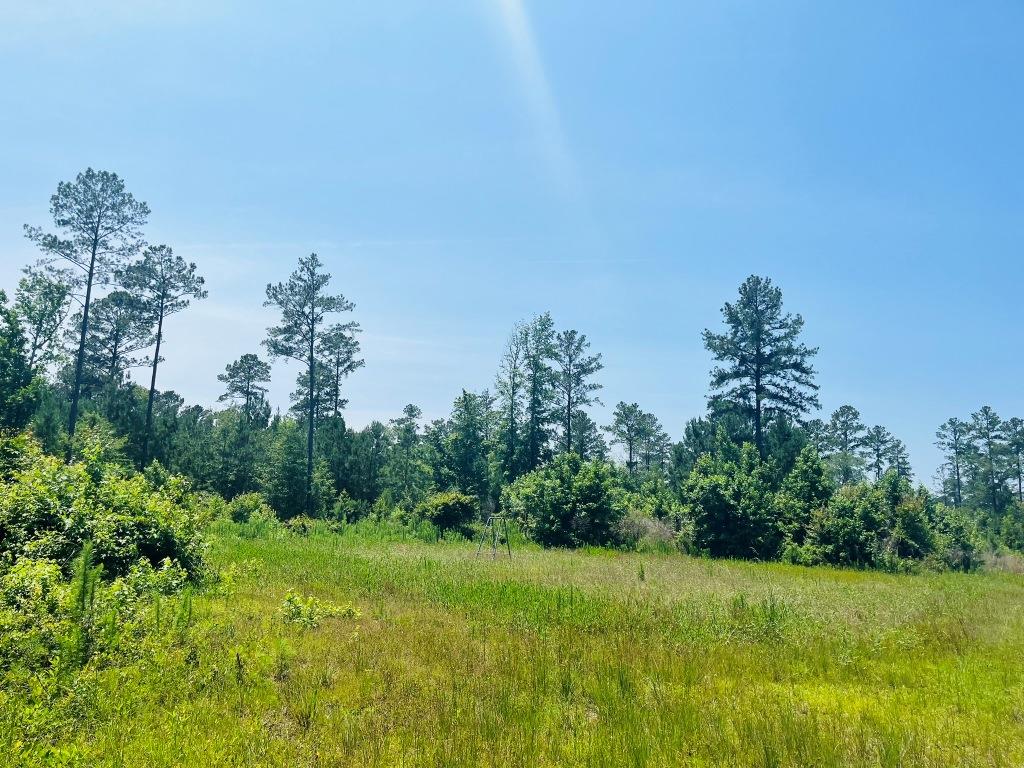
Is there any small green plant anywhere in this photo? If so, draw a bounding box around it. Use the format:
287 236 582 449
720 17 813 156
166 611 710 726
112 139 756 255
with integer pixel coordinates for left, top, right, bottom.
280 590 359 629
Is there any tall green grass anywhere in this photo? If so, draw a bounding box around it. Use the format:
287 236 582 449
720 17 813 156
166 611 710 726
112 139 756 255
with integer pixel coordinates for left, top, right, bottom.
3 524 1023 766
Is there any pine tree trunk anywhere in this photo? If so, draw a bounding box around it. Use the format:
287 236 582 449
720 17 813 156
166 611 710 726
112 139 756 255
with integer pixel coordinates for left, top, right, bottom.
306 345 315 517
565 389 572 456
141 300 165 467
67 239 99 456
67 239 98 460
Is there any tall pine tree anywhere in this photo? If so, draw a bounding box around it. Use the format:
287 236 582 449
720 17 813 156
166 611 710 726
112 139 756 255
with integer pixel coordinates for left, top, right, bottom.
121 244 207 466
703 275 818 457
264 253 358 515
24 169 149 453
553 329 602 456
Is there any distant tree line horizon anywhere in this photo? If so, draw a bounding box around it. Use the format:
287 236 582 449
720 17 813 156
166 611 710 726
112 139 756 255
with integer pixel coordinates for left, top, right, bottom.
3 168 1022 569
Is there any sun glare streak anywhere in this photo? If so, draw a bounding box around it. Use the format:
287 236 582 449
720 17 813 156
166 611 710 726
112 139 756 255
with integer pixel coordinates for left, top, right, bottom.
495 0 576 194
493 0 603 251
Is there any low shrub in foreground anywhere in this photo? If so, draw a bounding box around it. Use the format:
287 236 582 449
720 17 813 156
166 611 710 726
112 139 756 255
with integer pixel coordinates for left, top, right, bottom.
0 431 207 578
0 430 208 675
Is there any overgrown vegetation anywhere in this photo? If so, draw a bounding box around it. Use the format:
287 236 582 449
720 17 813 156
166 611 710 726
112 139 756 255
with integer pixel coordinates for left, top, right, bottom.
7 187 1023 572
2 521 1023 766
2 167 1024 763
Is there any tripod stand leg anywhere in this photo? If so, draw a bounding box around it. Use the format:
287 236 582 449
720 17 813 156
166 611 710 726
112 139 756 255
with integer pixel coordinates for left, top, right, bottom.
476 516 489 557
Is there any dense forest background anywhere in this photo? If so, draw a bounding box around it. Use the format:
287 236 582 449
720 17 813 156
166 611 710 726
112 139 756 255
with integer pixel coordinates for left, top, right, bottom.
4 169 1023 571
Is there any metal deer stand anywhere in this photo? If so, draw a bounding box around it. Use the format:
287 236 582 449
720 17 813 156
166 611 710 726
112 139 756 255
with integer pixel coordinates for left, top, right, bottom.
476 515 513 559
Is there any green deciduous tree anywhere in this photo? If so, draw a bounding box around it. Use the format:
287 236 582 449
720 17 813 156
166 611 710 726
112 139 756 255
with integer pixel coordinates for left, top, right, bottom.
24 169 150 451
774 445 832 545
683 443 781 559
502 453 621 548
0 290 39 430
14 261 73 373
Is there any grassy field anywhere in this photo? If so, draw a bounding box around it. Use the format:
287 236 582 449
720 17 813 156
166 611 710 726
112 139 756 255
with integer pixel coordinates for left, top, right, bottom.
5 522 1024 767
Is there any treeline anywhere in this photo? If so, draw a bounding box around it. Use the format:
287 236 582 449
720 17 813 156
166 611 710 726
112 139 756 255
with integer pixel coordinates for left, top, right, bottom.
3 168 1023 570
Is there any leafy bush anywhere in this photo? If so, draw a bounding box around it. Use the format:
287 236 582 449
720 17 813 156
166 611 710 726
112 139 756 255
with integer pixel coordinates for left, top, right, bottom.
331 489 370 523
0 432 206 579
682 445 781 559
414 490 477 534
502 454 622 548
773 445 832 545
615 512 677 553
804 484 882 566
0 544 194 673
226 492 276 524
800 471 937 569
284 515 325 536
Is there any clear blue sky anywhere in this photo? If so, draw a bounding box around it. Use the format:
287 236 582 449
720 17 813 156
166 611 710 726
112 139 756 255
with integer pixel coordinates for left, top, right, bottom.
2 1 1022 482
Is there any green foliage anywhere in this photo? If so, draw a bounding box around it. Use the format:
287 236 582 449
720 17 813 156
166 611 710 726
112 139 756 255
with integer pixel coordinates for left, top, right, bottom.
119 243 208 465
804 484 883 566
703 275 819 456
13 260 73 373
682 444 782 559
225 492 277 524
73 289 153 386
0 289 39 430
552 329 603 456
414 490 477 534
797 471 938 569
263 252 360 517
280 590 359 628
502 453 622 548
773 444 832 544
217 353 272 425
258 419 335 519
0 432 206 578
439 390 492 501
